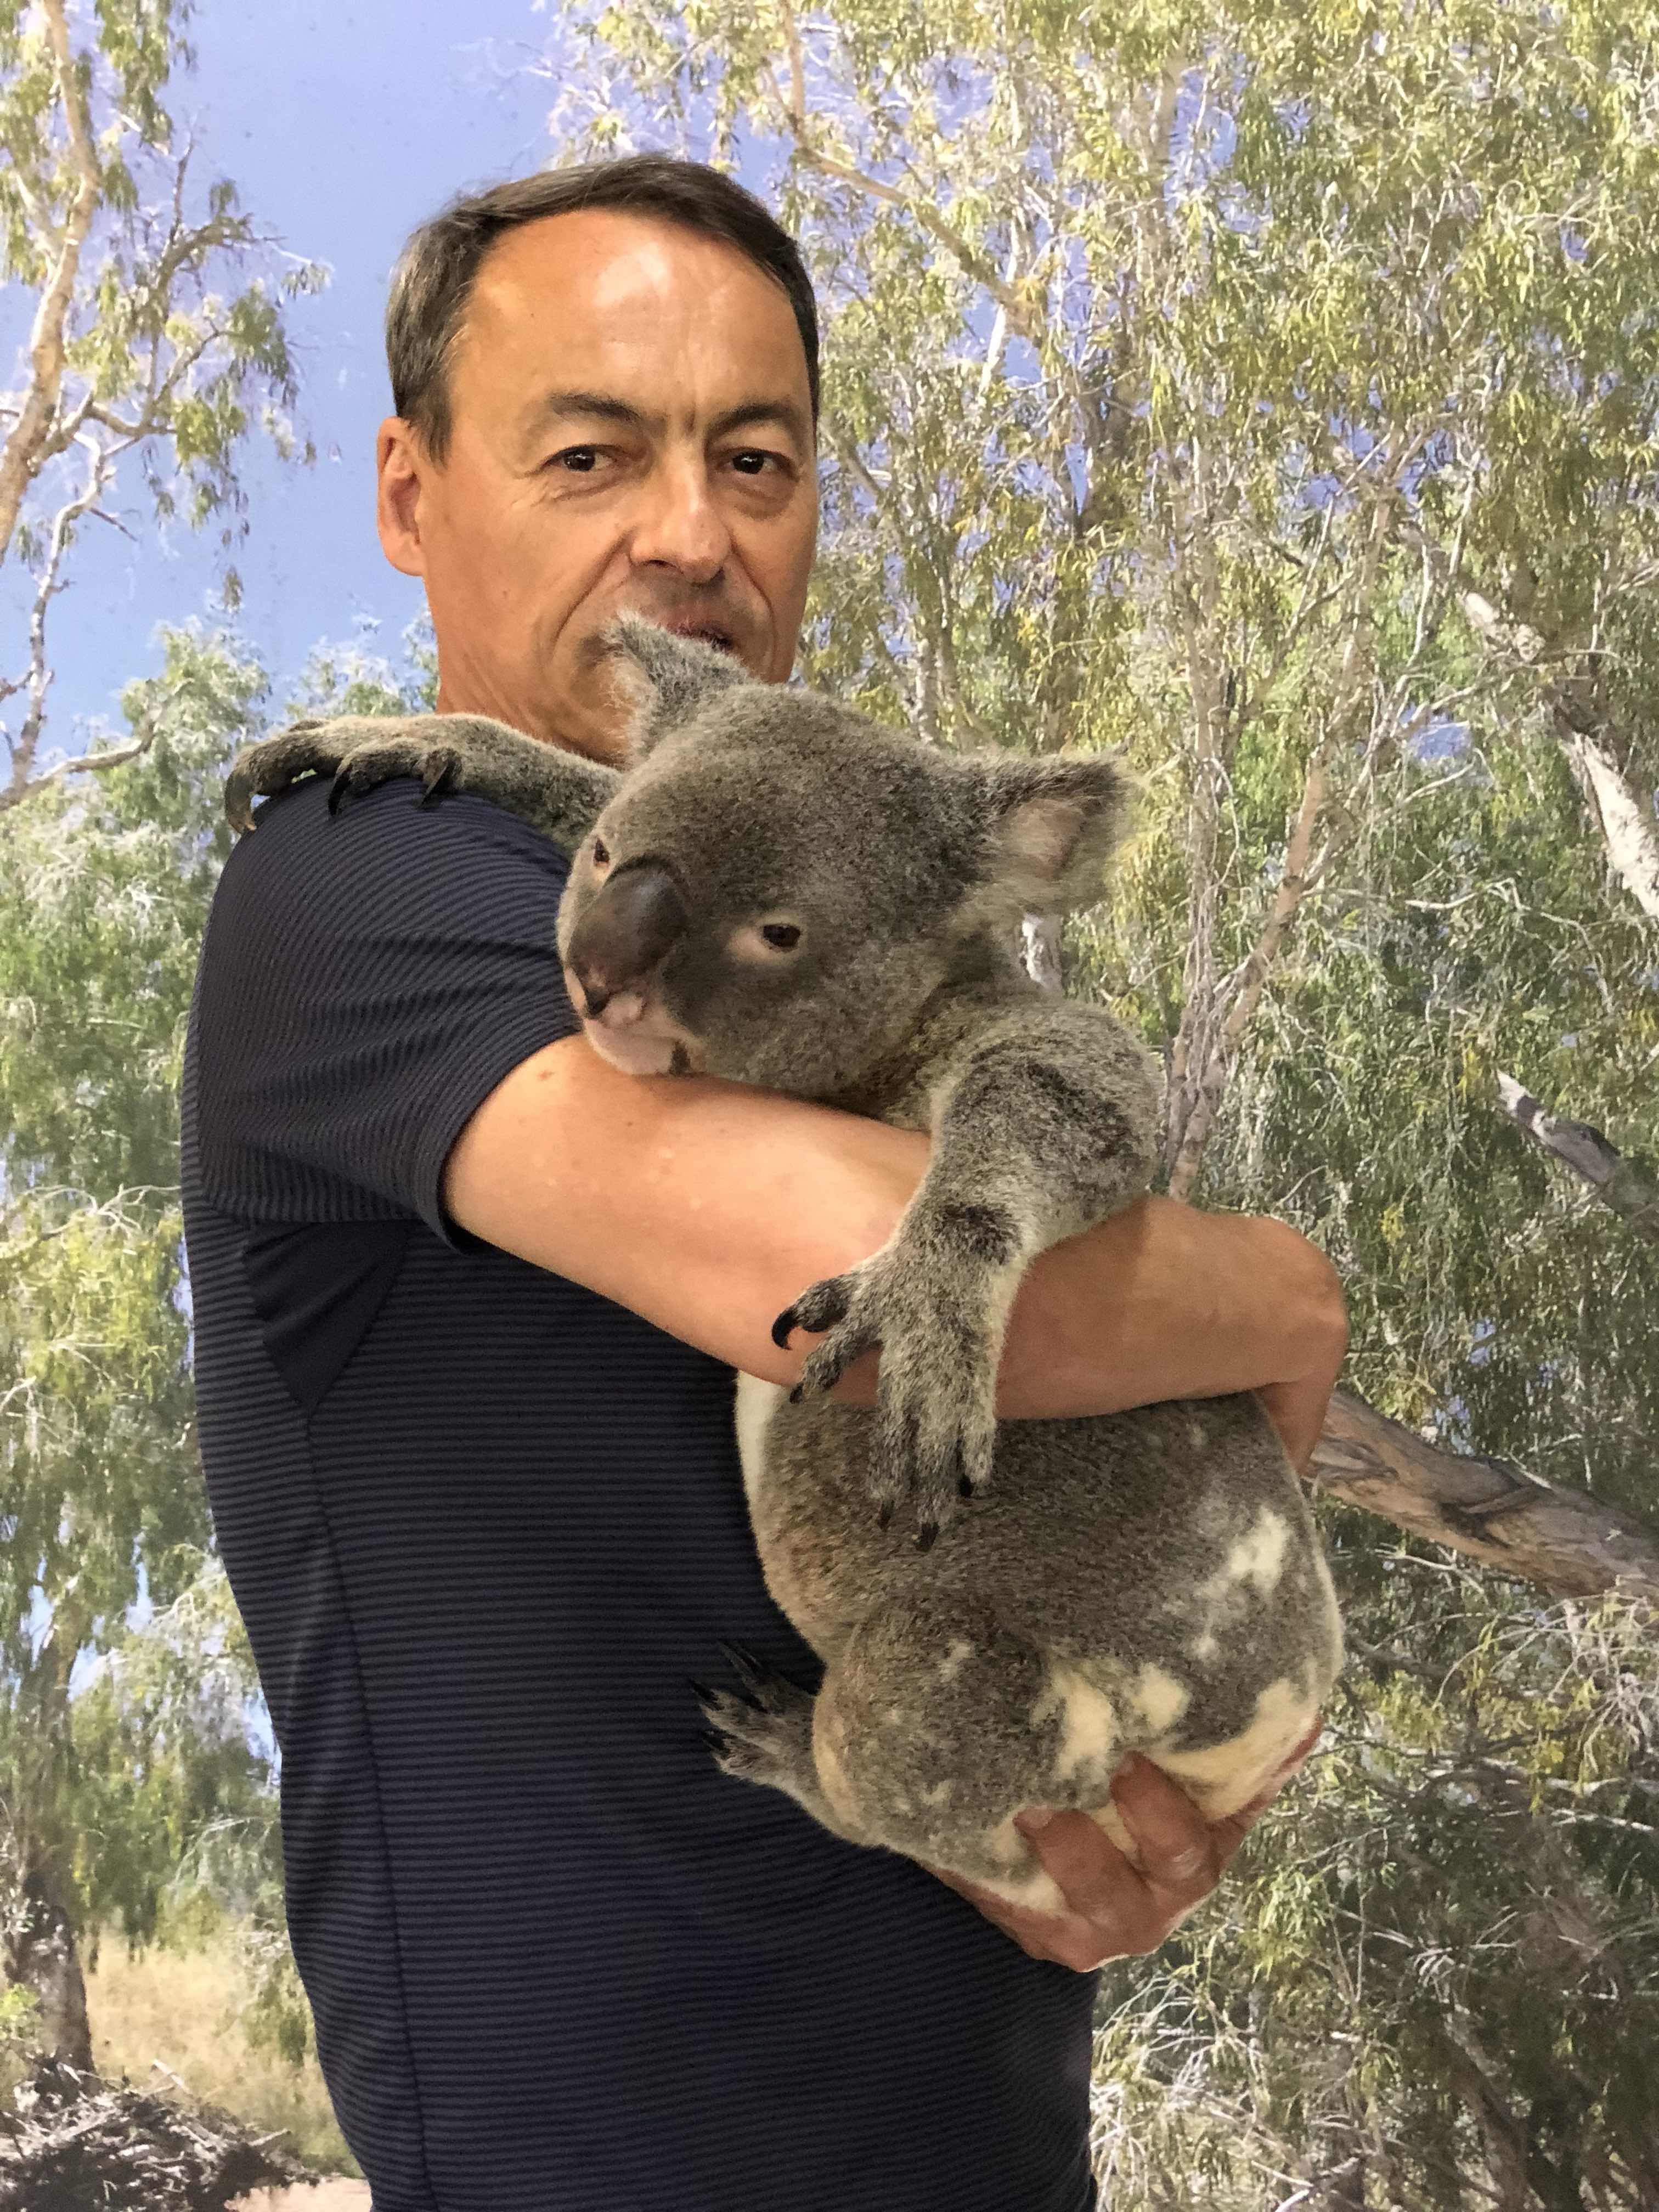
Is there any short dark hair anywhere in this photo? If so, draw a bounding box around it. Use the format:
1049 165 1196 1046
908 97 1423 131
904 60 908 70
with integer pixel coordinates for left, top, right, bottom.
385 154 820 462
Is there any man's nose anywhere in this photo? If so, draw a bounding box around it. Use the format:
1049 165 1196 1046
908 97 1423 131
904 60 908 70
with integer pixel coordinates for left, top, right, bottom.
628 458 733 582
566 862 688 1018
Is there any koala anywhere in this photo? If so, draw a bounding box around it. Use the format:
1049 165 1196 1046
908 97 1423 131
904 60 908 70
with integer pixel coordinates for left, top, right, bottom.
224 615 1343 1915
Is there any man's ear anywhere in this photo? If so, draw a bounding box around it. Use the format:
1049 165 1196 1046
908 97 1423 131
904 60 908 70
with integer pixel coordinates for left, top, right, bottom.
600 614 752 761
969 752 1141 918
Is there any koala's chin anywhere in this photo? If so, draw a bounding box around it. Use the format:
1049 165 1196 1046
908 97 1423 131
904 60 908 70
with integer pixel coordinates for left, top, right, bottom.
580 1018 697 1079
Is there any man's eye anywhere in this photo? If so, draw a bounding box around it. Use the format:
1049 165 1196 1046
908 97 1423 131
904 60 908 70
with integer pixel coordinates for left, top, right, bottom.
731 451 781 476
551 447 602 472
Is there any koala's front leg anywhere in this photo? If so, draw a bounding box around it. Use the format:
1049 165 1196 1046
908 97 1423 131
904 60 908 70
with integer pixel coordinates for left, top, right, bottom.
777 1006 1163 1545
225 711 619 850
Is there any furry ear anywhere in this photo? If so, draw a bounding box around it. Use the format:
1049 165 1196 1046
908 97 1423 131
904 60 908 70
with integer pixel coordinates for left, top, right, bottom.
970 751 1141 917
599 613 752 760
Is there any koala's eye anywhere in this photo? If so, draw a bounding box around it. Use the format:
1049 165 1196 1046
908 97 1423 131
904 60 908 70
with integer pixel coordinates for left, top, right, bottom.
592 837 610 866
761 923 802 950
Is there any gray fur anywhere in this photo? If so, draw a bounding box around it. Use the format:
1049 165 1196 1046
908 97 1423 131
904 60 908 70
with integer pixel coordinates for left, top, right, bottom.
224 619 1343 1914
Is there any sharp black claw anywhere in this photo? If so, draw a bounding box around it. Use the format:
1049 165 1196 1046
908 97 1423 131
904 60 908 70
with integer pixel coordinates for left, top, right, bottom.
327 767 352 816
788 1382 804 1404
688 1679 718 1706
417 755 457 807
877 1501 893 1531
917 1522 939 1553
716 1642 774 1707
700 1729 731 1756
771 1308 797 1351
958 1471 974 1499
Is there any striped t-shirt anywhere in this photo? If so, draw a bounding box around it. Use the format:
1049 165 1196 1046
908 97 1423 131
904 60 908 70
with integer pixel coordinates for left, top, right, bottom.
178 768 1100 2211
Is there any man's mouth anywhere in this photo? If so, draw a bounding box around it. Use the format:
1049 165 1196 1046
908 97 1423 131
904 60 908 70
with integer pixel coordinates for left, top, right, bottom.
661 621 735 654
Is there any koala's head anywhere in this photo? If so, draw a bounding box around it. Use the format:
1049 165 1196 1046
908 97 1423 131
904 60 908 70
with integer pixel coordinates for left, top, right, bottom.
555 614 1137 1099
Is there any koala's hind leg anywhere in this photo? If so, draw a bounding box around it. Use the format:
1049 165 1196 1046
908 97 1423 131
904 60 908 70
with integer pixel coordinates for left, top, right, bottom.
692 1644 872 1849
809 1593 1104 1909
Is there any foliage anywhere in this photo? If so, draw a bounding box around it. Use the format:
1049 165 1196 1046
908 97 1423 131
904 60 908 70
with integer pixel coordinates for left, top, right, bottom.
0 627 272 2032
282 608 439 724
0 0 325 803
0 0 328 2072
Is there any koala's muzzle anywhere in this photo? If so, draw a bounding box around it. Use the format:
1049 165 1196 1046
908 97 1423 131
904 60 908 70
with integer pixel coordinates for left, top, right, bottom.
565 860 688 1019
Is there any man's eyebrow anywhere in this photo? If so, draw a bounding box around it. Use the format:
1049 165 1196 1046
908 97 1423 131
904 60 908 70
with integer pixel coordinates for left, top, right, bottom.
522 389 812 449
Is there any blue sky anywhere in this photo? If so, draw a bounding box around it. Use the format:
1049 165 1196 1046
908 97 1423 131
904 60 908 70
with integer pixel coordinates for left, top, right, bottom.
17 3 572 759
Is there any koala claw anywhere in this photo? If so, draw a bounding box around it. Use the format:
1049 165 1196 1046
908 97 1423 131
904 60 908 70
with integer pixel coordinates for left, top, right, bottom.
779 1245 1001 1536
416 748 460 805
692 1648 819 1798
772 1273 854 1354
224 715 479 838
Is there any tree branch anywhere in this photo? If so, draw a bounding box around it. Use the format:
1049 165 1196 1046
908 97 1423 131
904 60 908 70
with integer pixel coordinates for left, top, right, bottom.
2 435 114 793
772 0 1033 329
1403 522 1659 926
0 0 103 563
1496 1073 1659 1244
1310 1391 1659 1604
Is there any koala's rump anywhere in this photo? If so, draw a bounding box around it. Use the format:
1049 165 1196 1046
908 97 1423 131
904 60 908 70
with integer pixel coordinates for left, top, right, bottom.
740 1381 1341 1814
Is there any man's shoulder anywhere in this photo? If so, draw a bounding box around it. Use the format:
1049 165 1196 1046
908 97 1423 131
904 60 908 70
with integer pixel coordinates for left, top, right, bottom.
233 768 571 881
212 770 572 953
187 762 580 1242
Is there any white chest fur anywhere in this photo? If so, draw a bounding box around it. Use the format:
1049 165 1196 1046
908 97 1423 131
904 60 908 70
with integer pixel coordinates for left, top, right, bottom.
733 1371 786 1518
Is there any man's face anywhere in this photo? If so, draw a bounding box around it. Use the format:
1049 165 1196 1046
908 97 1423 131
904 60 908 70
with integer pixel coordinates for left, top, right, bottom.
376 207 819 760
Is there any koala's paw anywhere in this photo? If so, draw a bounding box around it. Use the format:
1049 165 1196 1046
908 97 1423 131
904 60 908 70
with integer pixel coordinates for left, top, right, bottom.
691 1643 819 1798
774 1247 1000 1548
224 715 464 836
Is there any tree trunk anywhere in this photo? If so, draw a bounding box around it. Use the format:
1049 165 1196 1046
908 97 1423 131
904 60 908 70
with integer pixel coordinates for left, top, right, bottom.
3 1854 93 2072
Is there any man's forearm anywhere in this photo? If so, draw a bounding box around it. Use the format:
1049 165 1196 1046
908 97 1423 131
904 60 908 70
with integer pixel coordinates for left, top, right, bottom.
444 1039 1346 1440
992 1196 1348 1468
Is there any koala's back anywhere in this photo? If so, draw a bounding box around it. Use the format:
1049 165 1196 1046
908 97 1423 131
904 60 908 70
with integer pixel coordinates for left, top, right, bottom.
737 1379 1341 1853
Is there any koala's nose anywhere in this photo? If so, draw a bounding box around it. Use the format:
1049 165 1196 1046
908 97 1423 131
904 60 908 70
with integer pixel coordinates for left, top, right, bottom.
566 861 687 1020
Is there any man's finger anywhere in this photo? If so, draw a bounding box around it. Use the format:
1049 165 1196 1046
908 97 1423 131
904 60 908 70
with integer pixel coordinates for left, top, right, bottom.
1107 1754 1220 1895
1008 1805 1147 1930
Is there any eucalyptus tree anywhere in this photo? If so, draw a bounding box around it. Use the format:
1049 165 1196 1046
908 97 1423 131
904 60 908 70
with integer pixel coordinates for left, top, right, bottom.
0 0 323 803
526 2 1659 2202
0 0 321 2062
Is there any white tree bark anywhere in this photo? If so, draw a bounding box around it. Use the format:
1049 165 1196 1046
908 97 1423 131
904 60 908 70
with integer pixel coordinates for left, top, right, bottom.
0 0 102 566
1424 553 1659 927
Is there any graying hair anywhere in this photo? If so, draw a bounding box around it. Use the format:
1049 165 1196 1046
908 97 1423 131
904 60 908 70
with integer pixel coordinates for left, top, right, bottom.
385 154 821 461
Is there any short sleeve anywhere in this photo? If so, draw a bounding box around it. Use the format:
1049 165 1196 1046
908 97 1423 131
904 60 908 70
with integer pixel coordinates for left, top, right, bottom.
190 771 582 1252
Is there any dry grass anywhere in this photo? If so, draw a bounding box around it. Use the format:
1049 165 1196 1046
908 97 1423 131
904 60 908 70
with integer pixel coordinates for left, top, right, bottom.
83 1921 360 2179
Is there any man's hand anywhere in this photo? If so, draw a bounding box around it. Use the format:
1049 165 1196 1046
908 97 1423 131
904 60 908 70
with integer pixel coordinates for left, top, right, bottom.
924 1722 1323 1971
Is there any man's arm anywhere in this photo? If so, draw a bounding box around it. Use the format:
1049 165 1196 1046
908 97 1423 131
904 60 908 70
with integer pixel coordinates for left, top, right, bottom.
443 1036 1347 1456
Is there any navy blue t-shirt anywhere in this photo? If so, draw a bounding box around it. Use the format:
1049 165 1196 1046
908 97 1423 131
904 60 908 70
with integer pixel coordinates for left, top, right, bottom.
178 768 1101 2211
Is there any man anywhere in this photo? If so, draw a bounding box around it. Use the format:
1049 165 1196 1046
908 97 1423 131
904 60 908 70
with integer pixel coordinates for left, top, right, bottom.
180 155 1345 2211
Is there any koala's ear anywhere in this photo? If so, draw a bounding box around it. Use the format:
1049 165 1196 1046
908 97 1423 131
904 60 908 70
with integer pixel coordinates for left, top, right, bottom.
600 614 752 760
970 752 1141 916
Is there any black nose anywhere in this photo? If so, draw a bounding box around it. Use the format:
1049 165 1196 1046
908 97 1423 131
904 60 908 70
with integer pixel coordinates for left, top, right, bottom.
566 861 687 1016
